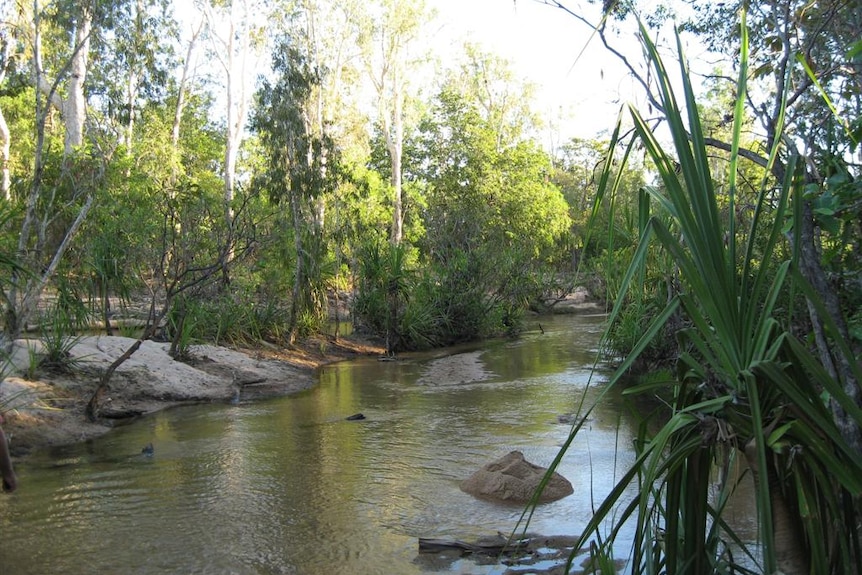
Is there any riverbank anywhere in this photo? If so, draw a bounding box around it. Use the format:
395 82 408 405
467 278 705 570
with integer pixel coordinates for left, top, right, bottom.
0 333 385 458
0 287 603 460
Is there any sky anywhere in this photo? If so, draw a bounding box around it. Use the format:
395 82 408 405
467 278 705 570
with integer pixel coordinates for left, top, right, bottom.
426 0 717 147
428 0 646 143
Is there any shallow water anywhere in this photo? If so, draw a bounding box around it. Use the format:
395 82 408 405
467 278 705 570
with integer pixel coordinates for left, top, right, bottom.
1 314 646 574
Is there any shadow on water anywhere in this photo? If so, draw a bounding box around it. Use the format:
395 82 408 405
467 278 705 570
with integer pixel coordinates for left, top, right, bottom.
1 314 661 574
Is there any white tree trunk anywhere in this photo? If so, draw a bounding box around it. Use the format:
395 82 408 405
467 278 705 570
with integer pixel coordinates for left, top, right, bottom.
124 69 138 155
390 76 404 245
0 27 10 200
223 16 237 218
171 17 204 163
0 105 10 200
2 1 96 349
206 0 261 283
304 0 327 231
64 3 92 154
362 0 425 246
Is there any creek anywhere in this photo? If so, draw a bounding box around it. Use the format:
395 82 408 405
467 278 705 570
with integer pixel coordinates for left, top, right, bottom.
0 313 649 574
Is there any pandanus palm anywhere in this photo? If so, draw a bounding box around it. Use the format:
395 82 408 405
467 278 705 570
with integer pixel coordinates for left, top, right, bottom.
526 14 862 575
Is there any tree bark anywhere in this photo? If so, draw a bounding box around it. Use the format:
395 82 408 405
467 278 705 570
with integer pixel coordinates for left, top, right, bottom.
171 16 204 182
0 105 10 200
795 201 862 456
64 2 92 155
207 0 256 287
0 28 10 200
389 79 404 245
288 185 303 347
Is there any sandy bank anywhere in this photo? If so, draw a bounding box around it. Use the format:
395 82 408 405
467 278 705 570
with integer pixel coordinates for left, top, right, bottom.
0 334 384 458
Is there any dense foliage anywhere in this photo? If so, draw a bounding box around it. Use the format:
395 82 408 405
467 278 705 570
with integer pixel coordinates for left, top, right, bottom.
0 0 576 361
526 2 862 574
1 1 860 571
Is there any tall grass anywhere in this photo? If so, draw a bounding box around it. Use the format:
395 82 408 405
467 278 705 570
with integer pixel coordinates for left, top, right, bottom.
539 14 862 575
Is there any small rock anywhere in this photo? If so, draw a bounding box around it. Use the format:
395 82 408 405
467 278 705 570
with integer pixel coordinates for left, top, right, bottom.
346 413 366 421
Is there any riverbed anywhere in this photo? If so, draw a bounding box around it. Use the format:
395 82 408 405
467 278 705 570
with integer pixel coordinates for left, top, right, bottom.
0 314 644 574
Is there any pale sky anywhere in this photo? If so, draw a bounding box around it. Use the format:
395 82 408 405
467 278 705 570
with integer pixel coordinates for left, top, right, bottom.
427 0 716 147
428 0 646 143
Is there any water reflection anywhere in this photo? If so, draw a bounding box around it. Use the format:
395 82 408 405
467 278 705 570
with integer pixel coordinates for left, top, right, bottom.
0 314 648 574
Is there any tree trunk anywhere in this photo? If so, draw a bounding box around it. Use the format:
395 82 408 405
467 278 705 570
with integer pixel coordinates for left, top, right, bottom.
0 30 10 200
100 281 114 336
287 189 303 346
2 2 96 348
0 104 10 200
795 201 862 456
306 1 327 232
16 194 94 332
389 82 404 245
744 438 809 575
124 67 138 156
64 2 92 155
172 21 202 150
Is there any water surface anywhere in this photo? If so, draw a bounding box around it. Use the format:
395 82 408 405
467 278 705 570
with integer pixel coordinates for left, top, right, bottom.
1 314 643 574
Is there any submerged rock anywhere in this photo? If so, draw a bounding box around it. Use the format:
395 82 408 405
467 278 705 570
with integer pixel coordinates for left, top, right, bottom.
460 450 573 503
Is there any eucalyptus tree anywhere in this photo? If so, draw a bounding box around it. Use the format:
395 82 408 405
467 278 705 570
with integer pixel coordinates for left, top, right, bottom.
251 34 340 344
0 12 14 200
85 0 177 158
0 0 102 349
199 0 269 285
170 14 205 171
0 0 230 353
412 55 572 342
358 0 433 246
418 48 568 262
419 87 570 264
284 0 366 231
453 43 544 150
80 0 179 334
33 0 92 155
296 0 367 158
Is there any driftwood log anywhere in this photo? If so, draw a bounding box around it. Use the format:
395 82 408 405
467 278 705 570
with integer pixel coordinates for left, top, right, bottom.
418 535 529 555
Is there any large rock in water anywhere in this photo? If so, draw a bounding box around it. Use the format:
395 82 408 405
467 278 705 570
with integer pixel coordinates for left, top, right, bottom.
460 451 573 503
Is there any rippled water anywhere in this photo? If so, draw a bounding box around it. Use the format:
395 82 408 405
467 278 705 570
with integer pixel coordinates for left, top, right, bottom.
1 314 646 574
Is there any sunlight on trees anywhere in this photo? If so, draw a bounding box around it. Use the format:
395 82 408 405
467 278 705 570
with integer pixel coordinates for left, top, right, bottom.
0 2 859 570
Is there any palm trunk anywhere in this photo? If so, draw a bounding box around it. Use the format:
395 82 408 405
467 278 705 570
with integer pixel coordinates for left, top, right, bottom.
744 438 809 575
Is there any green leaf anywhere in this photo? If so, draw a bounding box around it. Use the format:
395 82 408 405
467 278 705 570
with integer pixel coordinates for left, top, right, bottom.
766 421 794 447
